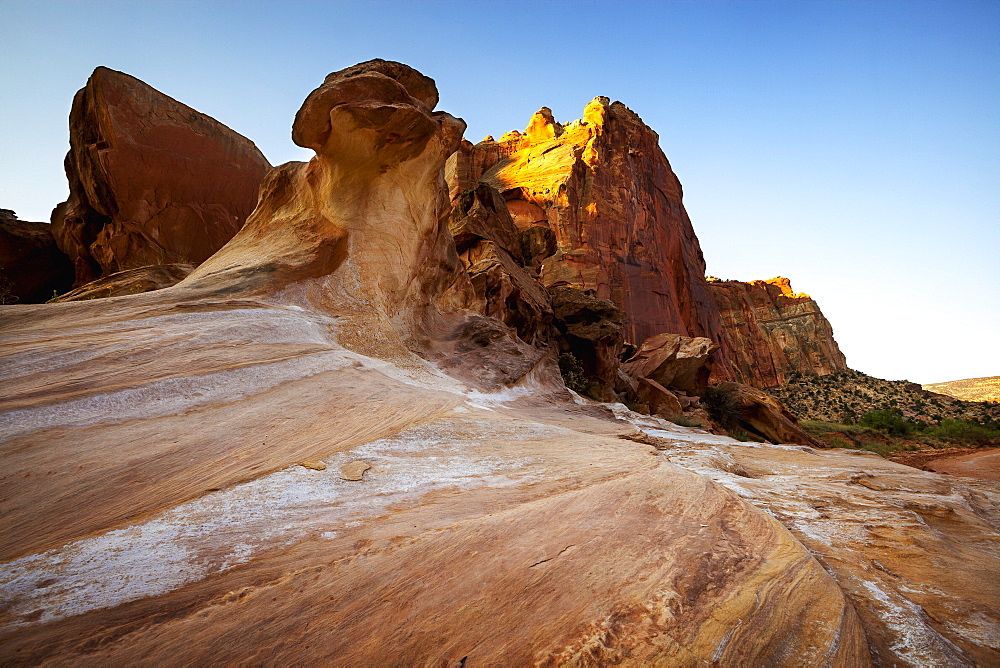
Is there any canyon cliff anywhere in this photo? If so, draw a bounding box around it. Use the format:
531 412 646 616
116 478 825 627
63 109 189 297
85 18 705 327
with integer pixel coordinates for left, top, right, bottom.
51 67 271 286
446 100 729 369
1 62 996 665
708 276 848 387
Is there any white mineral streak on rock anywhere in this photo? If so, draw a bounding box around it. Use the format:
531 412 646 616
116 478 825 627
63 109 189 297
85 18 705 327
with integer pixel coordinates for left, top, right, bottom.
611 403 1000 665
0 350 358 439
0 418 551 630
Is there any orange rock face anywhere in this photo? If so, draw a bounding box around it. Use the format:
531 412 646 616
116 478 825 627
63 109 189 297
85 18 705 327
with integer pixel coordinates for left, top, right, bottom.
708 277 847 387
446 99 728 362
51 67 271 286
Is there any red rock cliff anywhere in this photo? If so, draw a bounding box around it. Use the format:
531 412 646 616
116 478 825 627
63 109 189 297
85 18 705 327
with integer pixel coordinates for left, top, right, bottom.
51 67 272 286
446 99 728 364
708 277 847 387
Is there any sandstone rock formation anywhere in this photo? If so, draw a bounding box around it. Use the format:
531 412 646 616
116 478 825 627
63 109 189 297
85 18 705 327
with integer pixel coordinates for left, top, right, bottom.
55 263 193 301
708 276 847 387
1 61 997 665
663 427 1000 666
51 67 271 286
449 184 553 346
710 381 820 446
549 286 625 400
622 332 718 396
446 100 729 368
0 209 74 303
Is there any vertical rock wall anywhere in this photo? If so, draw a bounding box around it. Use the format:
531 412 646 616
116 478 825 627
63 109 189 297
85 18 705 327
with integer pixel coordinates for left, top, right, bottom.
708 277 847 387
447 99 729 370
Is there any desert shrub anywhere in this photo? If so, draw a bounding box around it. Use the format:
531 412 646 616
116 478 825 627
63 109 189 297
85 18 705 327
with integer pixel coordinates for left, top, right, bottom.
703 385 746 430
557 352 588 394
0 274 17 305
828 436 853 449
670 415 702 428
860 409 914 437
927 419 1000 446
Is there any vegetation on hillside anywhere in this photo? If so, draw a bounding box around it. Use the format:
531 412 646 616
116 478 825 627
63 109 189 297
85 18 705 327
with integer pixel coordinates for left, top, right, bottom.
770 368 1000 456
770 368 999 425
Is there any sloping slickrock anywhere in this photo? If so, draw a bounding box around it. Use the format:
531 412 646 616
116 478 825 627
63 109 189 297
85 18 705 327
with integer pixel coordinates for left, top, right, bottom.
50 67 271 286
54 263 193 301
708 276 847 387
0 209 74 303
657 424 1000 667
447 99 730 369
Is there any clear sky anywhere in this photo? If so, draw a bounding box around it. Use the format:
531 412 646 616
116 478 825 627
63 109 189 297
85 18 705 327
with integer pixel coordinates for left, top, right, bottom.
1 0 997 384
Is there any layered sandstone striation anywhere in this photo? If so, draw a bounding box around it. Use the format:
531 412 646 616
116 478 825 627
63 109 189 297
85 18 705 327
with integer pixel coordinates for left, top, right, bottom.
54 263 193 301
51 67 271 286
708 276 847 387
446 100 729 366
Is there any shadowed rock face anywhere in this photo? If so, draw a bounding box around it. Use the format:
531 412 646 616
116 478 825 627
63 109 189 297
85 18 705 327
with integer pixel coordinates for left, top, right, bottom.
51 67 271 286
0 209 74 303
447 99 729 370
708 277 848 387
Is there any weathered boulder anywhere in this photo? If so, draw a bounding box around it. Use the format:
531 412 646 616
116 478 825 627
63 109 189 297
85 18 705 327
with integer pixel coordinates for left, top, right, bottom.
549 286 624 400
51 67 271 286
711 381 819 446
0 209 74 303
55 263 193 302
447 98 730 370
708 277 847 387
622 332 718 396
637 377 684 418
183 60 477 351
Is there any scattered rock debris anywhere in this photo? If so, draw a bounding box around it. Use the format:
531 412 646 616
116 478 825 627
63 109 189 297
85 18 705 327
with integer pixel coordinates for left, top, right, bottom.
339 460 371 481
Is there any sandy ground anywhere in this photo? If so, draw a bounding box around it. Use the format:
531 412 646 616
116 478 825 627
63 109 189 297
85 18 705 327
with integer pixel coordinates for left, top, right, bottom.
925 447 1000 482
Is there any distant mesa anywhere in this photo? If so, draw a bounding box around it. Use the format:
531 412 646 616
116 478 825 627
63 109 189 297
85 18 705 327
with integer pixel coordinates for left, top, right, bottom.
51 66 272 287
923 376 1000 403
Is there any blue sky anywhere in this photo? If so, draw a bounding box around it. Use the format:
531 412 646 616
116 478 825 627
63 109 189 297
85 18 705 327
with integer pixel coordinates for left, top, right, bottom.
1 0 997 384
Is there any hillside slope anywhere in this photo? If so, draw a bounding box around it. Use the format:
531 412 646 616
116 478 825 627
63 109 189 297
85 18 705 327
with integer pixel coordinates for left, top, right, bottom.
770 368 1000 425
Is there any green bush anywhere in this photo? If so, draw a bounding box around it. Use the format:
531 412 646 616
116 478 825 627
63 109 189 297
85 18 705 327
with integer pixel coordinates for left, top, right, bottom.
860 409 914 437
703 385 746 430
557 353 588 395
926 419 1000 446
670 415 702 428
